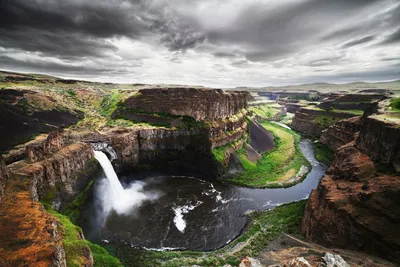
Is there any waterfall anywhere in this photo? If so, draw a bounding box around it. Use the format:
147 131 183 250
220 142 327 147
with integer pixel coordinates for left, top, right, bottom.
94 151 124 197
93 150 159 215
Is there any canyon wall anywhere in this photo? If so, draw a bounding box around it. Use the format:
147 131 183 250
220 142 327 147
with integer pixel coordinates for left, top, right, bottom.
302 117 400 264
320 117 361 150
356 117 400 172
292 108 356 137
124 88 248 121
13 141 99 210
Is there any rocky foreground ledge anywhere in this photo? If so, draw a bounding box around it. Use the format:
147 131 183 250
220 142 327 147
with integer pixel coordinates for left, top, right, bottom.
302 116 400 264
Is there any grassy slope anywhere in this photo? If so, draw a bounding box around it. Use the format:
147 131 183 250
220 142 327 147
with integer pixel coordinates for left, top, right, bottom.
108 201 306 267
313 142 334 166
390 97 400 111
229 121 310 187
48 210 123 267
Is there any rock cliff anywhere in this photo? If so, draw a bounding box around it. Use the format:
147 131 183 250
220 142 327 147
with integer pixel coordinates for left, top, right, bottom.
14 142 98 210
124 88 248 121
356 117 400 172
320 117 361 150
302 117 400 264
292 108 356 137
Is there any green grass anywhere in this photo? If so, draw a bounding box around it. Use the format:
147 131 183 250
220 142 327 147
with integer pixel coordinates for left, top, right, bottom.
330 109 364 115
61 180 94 224
390 97 400 111
47 209 123 267
99 90 122 117
229 120 310 187
212 135 247 164
314 115 341 128
103 200 306 267
66 89 77 98
313 142 334 166
249 105 280 120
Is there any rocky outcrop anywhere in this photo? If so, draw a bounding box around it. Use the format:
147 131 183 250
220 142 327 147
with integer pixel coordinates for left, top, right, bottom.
292 108 356 137
302 143 400 263
285 103 302 113
356 117 400 172
14 143 98 210
0 155 10 202
320 117 361 150
124 88 248 121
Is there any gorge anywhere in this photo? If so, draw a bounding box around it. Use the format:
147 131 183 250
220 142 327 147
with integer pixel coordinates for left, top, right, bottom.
0 71 399 267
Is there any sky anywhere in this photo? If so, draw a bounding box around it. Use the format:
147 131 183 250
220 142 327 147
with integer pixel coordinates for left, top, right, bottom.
0 0 400 88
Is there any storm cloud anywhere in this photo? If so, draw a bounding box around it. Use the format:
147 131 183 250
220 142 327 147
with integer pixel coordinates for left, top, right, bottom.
0 0 399 87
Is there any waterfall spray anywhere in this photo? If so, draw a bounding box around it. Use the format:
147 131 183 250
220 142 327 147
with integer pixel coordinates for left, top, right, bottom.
93 150 159 215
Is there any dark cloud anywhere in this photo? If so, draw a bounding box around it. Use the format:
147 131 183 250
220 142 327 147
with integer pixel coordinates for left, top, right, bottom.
0 29 117 58
340 36 375 48
0 0 150 38
213 52 237 58
0 55 112 75
382 28 400 44
0 0 399 85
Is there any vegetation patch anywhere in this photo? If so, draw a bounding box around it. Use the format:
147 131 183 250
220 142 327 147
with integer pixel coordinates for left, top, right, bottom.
99 90 122 117
313 142 334 166
330 108 364 115
212 135 247 164
249 105 280 120
46 209 123 267
61 180 94 224
390 97 400 111
313 115 341 128
229 121 310 187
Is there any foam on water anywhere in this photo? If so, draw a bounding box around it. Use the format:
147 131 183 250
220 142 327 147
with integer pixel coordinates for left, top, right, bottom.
173 201 203 233
93 151 159 216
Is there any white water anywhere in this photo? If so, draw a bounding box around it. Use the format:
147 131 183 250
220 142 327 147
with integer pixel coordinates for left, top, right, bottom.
93 151 159 216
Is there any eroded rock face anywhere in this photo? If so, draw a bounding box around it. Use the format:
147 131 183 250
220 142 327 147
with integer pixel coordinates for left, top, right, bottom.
320 117 361 150
292 108 354 137
0 155 10 202
124 88 248 121
302 144 400 263
15 143 98 210
356 117 400 172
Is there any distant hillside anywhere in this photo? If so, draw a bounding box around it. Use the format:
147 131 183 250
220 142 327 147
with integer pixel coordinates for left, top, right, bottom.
234 80 400 94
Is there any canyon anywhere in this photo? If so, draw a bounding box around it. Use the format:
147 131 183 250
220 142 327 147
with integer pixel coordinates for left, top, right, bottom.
0 72 399 266
302 115 400 264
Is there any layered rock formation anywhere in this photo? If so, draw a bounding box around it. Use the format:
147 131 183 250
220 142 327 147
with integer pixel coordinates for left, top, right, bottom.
356 117 400 172
124 88 248 121
320 117 361 150
302 117 400 264
7 130 99 211
292 108 356 137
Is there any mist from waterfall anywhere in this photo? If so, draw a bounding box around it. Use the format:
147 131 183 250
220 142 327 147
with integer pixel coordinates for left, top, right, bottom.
93 151 159 217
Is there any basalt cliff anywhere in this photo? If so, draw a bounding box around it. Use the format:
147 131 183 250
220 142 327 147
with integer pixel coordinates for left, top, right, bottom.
302 116 400 264
0 86 251 266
